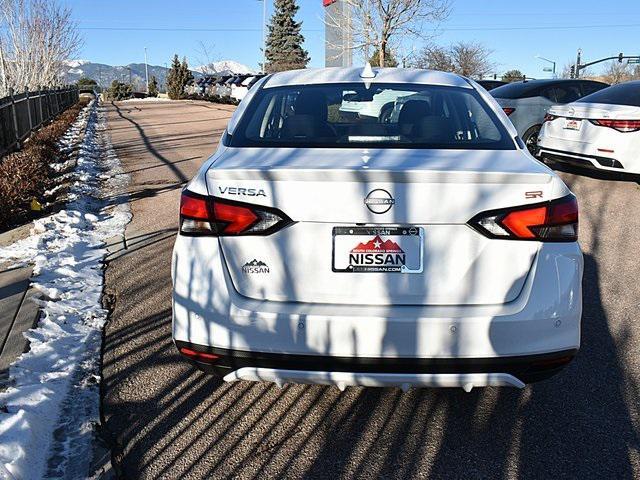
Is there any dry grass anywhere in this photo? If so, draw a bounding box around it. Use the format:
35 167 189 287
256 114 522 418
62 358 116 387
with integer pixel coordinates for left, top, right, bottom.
0 99 89 231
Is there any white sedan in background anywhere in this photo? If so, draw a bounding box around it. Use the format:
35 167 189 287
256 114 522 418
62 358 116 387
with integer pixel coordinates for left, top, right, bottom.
539 81 640 174
172 67 583 392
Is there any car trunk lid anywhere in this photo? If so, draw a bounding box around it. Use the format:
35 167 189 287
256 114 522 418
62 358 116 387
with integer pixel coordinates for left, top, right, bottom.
207 147 556 306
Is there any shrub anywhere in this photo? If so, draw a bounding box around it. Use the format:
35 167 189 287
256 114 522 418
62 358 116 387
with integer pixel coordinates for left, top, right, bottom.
0 100 87 231
107 80 132 101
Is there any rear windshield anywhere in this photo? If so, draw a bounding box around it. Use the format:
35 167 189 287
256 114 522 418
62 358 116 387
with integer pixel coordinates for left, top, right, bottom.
577 82 640 107
490 82 543 99
230 83 515 150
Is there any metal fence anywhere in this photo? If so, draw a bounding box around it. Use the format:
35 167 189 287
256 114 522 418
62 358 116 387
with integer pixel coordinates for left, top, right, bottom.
0 86 80 158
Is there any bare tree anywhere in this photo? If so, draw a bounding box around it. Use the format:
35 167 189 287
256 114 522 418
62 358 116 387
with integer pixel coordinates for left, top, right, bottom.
325 0 451 68
413 44 453 71
560 59 595 79
602 61 632 85
0 0 82 96
194 41 219 75
412 41 495 78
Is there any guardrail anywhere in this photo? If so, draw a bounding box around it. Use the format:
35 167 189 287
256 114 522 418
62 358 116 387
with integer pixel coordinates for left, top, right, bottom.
0 86 80 158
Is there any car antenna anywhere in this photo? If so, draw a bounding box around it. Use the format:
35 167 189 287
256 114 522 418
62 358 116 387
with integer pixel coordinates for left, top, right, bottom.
360 62 376 89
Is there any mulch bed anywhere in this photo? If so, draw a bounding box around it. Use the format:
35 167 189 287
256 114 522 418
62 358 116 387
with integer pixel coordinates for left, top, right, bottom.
0 99 90 232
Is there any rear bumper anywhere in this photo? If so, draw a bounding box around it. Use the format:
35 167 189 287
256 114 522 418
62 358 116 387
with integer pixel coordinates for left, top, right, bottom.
226 369 527 390
173 236 582 359
539 147 626 172
175 340 576 386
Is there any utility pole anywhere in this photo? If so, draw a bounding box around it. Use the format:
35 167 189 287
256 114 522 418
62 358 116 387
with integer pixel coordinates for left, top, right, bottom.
261 0 267 73
144 47 150 93
574 48 582 79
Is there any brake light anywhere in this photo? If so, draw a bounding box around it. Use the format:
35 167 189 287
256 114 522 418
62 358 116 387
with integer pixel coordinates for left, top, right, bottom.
589 119 640 132
179 189 292 236
543 113 557 123
179 347 220 363
469 195 578 242
213 202 258 234
502 107 516 116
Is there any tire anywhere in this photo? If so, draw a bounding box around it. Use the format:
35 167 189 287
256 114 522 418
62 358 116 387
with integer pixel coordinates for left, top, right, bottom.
522 125 542 157
379 102 394 123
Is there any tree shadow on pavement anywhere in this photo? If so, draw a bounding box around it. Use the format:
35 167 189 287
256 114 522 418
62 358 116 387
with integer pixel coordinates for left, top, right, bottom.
101 234 639 479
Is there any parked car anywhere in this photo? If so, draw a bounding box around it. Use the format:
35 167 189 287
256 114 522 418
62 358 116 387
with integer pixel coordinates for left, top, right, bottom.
173 67 582 391
538 80 640 175
213 75 232 96
477 80 507 91
247 74 266 89
230 74 253 101
491 79 609 154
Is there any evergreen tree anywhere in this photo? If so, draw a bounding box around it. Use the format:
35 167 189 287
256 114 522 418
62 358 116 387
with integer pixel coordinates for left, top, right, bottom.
264 0 309 73
107 80 132 101
166 55 182 99
166 55 193 100
369 49 398 68
77 77 97 87
148 75 159 97
502 69 525 83
181 57 194 89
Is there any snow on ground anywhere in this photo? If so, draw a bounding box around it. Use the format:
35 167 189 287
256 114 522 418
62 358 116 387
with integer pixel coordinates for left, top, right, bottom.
119 96 173 103
0 100 130 480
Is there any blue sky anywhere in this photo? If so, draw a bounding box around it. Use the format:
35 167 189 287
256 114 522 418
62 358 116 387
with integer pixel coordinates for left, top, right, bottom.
67 0 640 77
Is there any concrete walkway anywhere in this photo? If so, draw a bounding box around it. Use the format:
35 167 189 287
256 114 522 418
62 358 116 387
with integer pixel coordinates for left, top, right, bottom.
0 225 40 388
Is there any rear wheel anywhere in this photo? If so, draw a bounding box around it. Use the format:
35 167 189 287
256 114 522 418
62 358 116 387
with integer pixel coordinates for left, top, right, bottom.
523 125 541 157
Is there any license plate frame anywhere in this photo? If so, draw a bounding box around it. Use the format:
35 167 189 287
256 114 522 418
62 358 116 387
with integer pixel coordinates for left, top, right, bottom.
332 226 424 274
564 118 582 131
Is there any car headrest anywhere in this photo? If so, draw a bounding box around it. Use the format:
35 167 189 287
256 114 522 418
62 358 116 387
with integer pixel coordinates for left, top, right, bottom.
398 100 432 125
413 116 457 143
282 114 323 139
294 91 329 120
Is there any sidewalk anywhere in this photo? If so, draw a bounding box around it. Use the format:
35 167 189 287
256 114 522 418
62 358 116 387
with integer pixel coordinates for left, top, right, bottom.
0 224 40 388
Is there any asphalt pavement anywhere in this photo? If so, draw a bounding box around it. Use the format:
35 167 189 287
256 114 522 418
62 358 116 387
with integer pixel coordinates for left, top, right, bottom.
101 100 640 480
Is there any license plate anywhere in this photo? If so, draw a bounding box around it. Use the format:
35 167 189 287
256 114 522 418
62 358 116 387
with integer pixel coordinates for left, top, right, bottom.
564 119 582 131
332 226 423 273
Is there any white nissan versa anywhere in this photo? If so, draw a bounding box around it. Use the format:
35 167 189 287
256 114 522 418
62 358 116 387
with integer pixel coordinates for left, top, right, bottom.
172 67 583 391
539 81 640 175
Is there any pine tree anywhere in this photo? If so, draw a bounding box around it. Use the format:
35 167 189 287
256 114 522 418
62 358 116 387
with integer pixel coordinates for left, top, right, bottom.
264 0 309 73
369 49 398 68
166 54 183 99
166 55 193 99
181 57 194 90
148 75 159 97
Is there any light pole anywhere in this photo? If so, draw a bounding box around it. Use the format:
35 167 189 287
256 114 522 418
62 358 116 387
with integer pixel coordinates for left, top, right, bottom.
535 55 557 78
144 47 150 93
258 0 267 72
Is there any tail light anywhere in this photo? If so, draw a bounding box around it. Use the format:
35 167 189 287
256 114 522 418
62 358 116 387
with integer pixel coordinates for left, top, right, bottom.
589 119 640 133
179 189 292 236
469 195 578 242
543 113 557 123
179 347 220 363
502 107 516 116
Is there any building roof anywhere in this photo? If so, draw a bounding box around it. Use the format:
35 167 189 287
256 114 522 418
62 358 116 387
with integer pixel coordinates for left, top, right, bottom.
264 67 472 89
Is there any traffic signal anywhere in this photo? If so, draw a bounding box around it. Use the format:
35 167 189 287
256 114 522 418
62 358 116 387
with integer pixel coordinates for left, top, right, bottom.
619 53 624 63
570 65 575 78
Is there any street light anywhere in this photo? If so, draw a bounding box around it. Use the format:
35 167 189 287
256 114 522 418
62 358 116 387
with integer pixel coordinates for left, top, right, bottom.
144 47 150 94
535 55 557 78
257 0 267 72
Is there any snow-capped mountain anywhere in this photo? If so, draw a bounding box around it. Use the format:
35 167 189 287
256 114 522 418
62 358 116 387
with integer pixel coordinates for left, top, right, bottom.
62 59 253 88
193 60 254 75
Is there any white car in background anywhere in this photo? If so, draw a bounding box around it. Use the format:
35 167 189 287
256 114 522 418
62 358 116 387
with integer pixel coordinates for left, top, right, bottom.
539 81 640 174
172 67 583 391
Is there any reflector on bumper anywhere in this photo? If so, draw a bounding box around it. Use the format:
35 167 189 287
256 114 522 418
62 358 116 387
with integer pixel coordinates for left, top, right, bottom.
223 367 526 390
